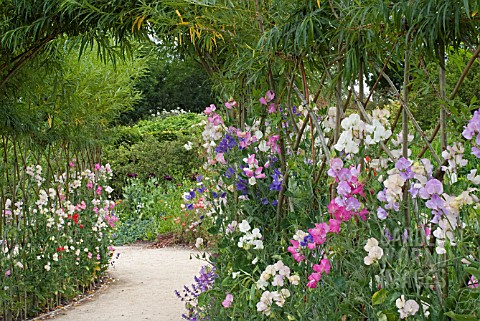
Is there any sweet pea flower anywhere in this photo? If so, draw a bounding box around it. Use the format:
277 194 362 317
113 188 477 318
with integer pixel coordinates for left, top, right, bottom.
259 90 275 105
204 104 216 114
222 293 233 308
396 295 420 319
313 258 331 275
419 179 443 199
328 219 341 233
225 100 236 109
238 220 251 233
468 275 479 288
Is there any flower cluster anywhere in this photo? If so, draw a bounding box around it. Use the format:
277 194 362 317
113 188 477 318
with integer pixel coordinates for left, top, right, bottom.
242 154 266 186
334 110 392 155
255 261 295 316
256 260 299 290
363 238 384 265
327 158 368 222
1 162 117 316
256 289 291 316
441 142 468 182
395 295 430 319
462 109 480 158
236 220 264 250
175 265 217 321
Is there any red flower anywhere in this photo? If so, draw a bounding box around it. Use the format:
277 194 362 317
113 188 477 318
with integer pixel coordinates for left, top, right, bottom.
57 246 65 252
72 213 79 224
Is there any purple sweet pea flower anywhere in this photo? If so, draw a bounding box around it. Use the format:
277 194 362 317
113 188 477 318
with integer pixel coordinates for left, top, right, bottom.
337 168 353 182
345 197 361 211
327 158 344 178
425 194 444 210
385 201 400 212
337 181 352 196
384 228 393 241
472 146 480 158
395 157 414 180
377 207 388 220
377 189 387 202
419 179 443 199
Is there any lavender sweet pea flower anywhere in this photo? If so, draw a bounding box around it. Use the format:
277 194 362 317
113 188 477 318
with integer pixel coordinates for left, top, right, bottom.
472 147 480 158
377 207 388 220
419 179 443 199
384 228 393 241
337 181 352 196
385 201 400 212
425 194 444 210
345 197 361 211
337 168 353 182
395 157 414 180
327 158 344 178
377 189 387 202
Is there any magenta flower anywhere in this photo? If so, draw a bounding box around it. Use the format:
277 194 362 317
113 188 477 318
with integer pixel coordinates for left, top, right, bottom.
96 186 102 195
222 293 233 308
86 181 93 189
468 276 479 289
268 103 276 114
308 223 329 245
328 219 341 233
94 163 101 171
287 240 305 262
204 104 216 114
313 259 331 275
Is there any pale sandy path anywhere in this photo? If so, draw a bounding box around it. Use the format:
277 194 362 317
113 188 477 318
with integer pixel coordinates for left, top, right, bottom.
49 245 205 321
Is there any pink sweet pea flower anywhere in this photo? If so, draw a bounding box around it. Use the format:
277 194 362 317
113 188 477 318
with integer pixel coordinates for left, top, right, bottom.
86 181 93 189
287 240 305 262
268 103 276 114
222 293 233 308
328 219 341 233
265 90 275 102
94 163 101 171
225 101 236 109
313 259 331 275
215 153 227 164
205 104 216 114
309 223 329 245
468 276 479 288
245 154 257 166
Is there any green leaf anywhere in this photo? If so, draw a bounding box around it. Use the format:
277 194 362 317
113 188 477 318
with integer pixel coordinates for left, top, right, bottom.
372 288 388 305
464 267 480 281
444 312 478 321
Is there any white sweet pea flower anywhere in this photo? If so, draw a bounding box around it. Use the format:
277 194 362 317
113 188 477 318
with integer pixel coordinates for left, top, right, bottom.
238 220 251 233
364 238 379 252
396 295 420 319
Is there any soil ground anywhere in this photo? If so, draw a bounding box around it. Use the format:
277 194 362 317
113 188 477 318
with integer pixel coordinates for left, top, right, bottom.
43 244 205 321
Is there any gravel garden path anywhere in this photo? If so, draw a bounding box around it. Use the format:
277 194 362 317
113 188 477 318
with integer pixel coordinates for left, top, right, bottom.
48 244 205 321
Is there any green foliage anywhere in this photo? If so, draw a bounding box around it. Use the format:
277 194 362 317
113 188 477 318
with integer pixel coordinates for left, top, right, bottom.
113 177 210 245
119 53 215 124
103 112 205 193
